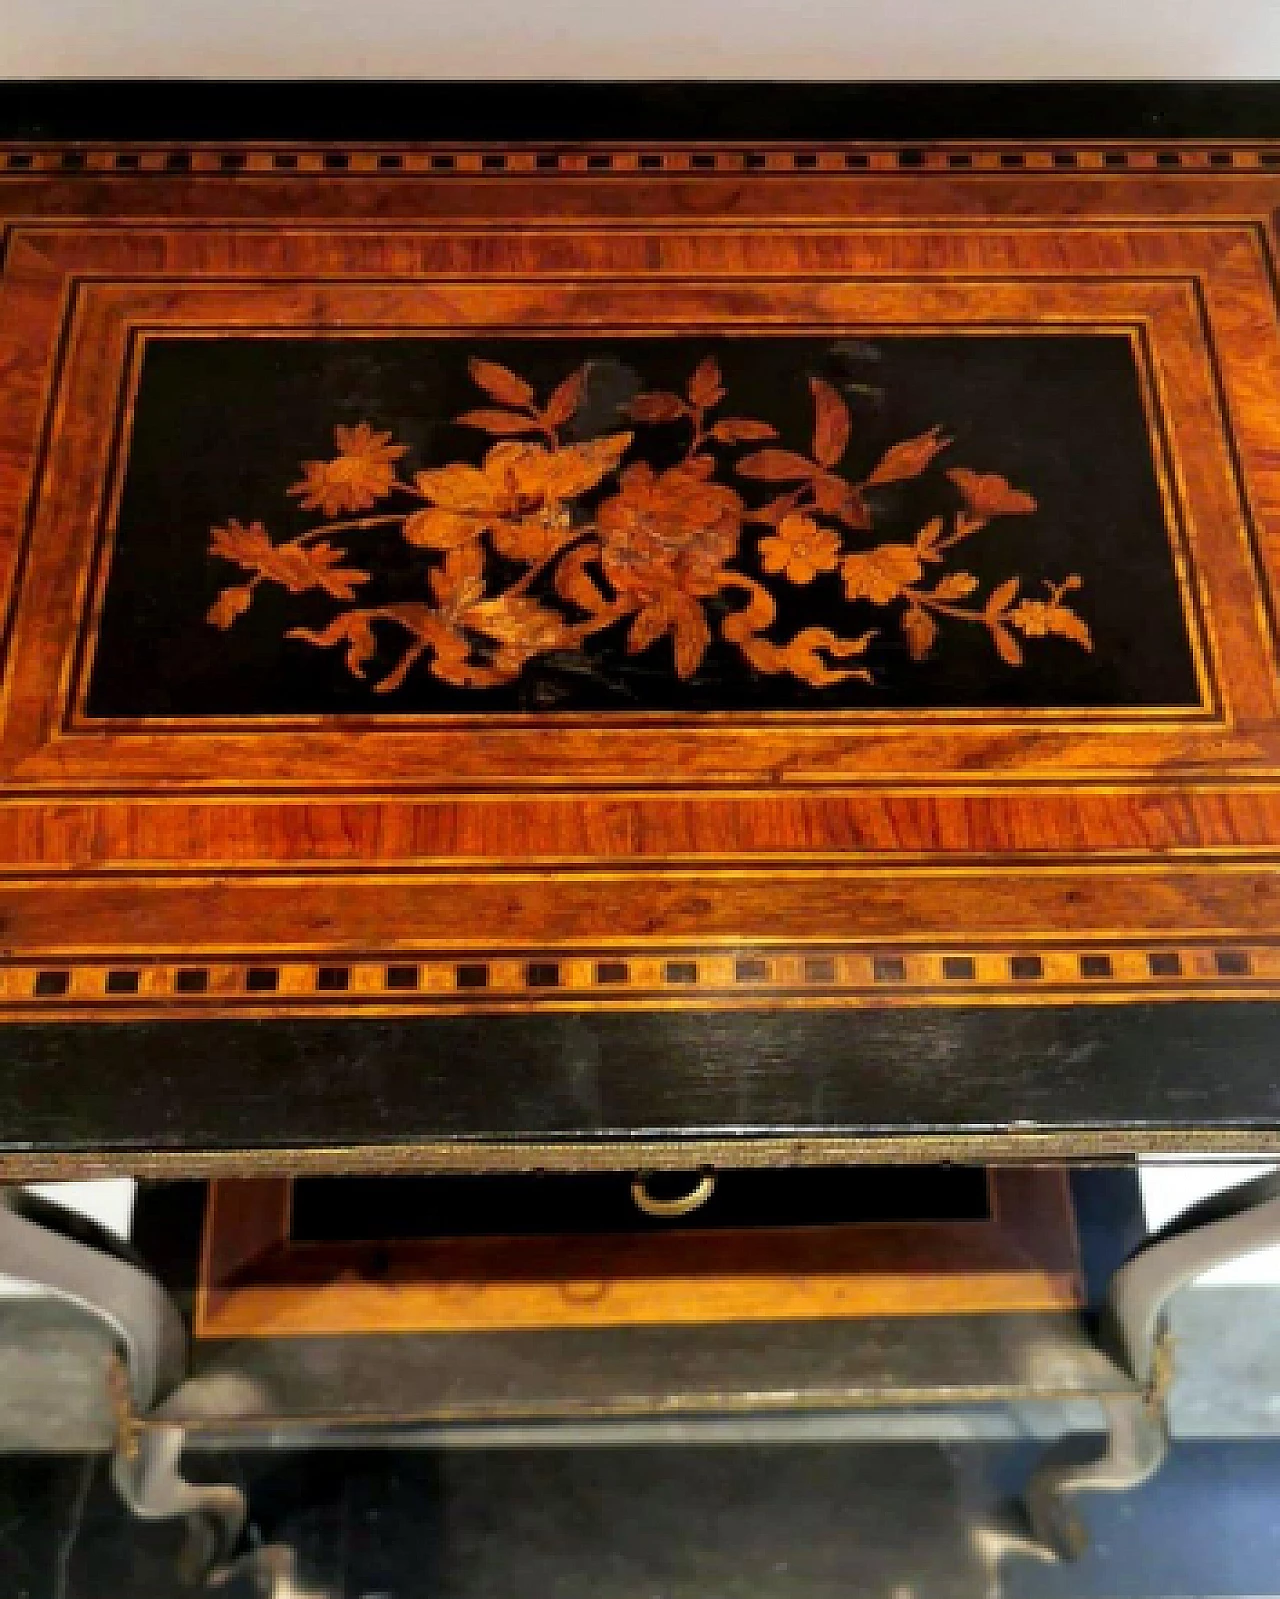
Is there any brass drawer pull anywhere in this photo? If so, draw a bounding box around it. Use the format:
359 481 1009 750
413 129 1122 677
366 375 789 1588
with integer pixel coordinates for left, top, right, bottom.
630 1172 717 1219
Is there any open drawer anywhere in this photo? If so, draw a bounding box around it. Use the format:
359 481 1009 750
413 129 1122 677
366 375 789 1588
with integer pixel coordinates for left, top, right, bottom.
197 1166 1082 1339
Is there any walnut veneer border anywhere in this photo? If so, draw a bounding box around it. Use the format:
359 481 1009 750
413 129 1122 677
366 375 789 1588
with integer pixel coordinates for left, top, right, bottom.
3 153 1280 1015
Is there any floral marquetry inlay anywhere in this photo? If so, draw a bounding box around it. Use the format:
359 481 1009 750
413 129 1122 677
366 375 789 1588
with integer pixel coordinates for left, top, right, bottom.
204 354 1092 697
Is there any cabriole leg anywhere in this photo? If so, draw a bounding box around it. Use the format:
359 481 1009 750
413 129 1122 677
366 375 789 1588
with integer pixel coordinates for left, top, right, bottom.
1024 1392 1168 1560
0 1186 287 1589
1023 1167 1280 1559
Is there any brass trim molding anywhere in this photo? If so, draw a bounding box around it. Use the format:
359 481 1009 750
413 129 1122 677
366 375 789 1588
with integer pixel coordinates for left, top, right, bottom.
4 1127 1280 1185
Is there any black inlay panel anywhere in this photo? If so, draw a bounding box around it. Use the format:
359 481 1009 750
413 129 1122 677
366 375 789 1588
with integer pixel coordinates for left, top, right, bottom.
84 334 1197 718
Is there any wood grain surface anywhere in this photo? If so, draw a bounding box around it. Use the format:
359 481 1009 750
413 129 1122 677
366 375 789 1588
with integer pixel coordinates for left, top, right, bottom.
3 134 1280 1168
194 1167 1082 1335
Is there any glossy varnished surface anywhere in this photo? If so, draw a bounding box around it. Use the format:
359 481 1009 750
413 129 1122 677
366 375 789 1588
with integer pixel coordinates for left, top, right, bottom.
0 1005 1278 1175
4 110 1280 1166
9 1433 1280 1598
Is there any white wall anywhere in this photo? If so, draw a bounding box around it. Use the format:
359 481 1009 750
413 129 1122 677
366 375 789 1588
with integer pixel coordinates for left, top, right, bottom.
1141 1161 1280 1286
3 0 1280 80
0 1181 135 1297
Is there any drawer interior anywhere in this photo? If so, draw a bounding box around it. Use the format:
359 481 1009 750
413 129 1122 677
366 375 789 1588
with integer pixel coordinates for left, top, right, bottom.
197 1166 1082 1339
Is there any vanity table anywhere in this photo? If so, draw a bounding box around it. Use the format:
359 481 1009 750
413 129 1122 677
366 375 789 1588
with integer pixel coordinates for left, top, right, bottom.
3 88 1280 1586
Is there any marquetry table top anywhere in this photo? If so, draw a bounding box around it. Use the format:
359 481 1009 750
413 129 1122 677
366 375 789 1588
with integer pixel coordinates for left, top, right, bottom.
3 129 1280 1175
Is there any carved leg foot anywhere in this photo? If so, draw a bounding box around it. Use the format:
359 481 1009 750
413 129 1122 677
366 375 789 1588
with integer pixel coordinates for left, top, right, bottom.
0 1188 242 1588
112 1424 247 1585
1024 1166 1280 1562
1023 1393 1169 1560
1 1186 319 1593
114 1422 323 1594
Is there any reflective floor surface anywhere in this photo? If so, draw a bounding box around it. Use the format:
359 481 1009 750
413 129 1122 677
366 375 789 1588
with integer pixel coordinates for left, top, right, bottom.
4 1432 1280 1599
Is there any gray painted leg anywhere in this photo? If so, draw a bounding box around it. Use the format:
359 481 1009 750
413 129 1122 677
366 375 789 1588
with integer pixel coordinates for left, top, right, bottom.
1025 1166 1280 1560
1024 1392 1168 1560
112 1423 247 1584
0 1186 185 1411
113 1428 320 1594
1105 1169 1280 1387
0 1186 298 1590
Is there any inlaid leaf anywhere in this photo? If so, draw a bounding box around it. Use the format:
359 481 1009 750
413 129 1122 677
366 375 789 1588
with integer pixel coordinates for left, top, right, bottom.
429 542 486 607
403 507 486 549
682 452 718 481
809 377 851 469
456 409 544 435
687 356 725 410
626 392 687 424
928 571 979 601
206 584 254 629
736 448 819 482
948 467 1038 518
914 517 946 558
710 418 778 444
380 601 451 638
531 433 633 501
746 491 802 527
489 516 576 564
413 462 498 513
990 622 1024 667
811 473 871 529
902 604 937 662
467 357 536 409
291 541 370 601
672 606 712 679
985 577 1021 618
627 601 672 657
555 543 611 613
542 366 588 428
866 427 950 487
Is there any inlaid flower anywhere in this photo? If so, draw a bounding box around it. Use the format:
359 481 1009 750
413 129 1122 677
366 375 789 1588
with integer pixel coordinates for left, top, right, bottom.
839 543 924 604
207 354 1089 697
405 435 631 557
758 513 841 585
594 460 745 678
288 424 409 517
1008 577 1093 650
205 517 369 629
596 461 744 600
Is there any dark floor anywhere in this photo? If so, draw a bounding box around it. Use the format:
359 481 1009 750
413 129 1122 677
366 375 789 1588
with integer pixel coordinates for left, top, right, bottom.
4 1435 1280 1599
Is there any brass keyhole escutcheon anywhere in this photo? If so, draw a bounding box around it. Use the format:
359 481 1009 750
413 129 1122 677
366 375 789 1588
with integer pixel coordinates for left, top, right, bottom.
630 1172 717 1219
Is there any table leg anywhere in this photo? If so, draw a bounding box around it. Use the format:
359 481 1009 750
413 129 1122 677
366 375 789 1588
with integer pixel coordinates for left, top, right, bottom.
0 1186 261 1589
112 1424 247 1582
1026 1167 1280 1558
